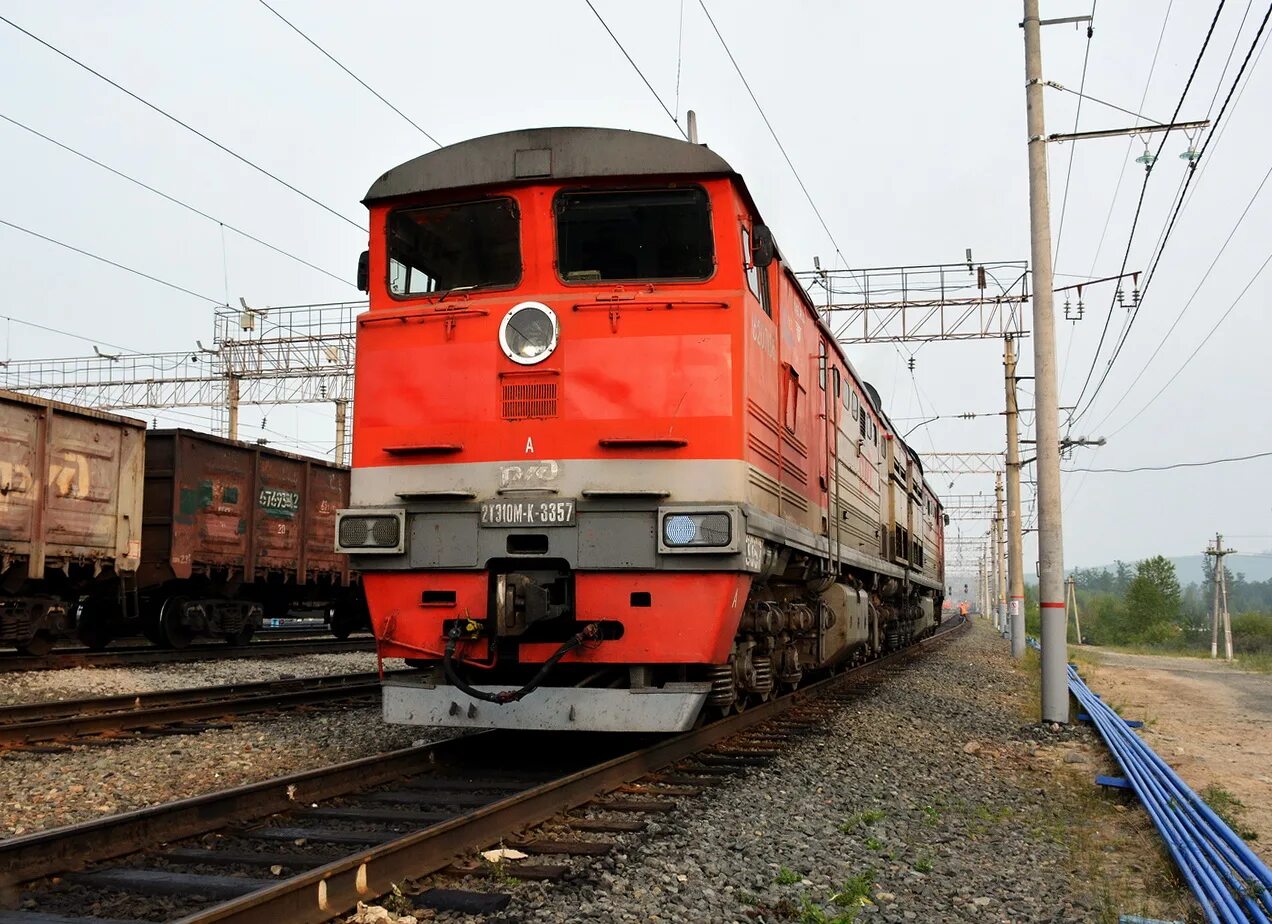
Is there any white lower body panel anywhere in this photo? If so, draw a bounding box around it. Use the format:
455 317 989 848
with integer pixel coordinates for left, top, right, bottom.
382 679 711 732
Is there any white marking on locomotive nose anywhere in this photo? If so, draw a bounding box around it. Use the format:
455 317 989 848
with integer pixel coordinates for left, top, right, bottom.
525 437 535 454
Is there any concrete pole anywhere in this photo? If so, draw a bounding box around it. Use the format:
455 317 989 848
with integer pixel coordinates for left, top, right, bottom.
1068 576 1083 644
1004 337 1027 657
334 399 349 466
995 472 1007 636
226 376 240 442
1219 533 1234 661
1023 0 1069 722
1210 535 1220 659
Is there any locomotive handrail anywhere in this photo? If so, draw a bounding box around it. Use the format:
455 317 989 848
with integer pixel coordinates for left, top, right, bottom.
382 443 463 456
598 437 689 449
359 307 489 326
572 300 729 312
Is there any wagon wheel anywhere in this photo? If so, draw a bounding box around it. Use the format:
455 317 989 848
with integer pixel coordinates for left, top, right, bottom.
76 600 116 651
15 631 54 657
223 623 255 646
329 608 353 640
159 597 195 649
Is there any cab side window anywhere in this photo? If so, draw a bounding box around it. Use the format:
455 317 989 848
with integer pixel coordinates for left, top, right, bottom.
741 225 771 317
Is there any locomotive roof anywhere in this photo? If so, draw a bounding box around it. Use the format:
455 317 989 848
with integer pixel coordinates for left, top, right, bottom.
364 127 736 203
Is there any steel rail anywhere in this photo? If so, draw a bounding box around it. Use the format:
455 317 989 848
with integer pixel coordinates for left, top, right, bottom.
0 637 374 673
0 672 394 746
0 617 966 919
179 618 967 924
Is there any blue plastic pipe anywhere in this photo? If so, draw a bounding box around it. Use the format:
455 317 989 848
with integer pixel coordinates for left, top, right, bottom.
1068 665 1272 924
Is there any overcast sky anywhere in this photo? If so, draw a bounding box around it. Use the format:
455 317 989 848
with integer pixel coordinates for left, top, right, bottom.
1 1 1269 579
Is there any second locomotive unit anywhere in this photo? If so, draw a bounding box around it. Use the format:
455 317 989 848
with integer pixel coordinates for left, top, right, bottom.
338 127 945 731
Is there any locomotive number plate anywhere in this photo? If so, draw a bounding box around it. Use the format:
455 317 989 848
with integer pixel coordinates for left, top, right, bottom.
480 499 576 527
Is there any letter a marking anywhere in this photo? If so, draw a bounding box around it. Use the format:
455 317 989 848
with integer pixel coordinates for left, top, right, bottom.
525 437 535 454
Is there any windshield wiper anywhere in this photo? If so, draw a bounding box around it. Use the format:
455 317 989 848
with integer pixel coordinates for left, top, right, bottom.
434 284 477 305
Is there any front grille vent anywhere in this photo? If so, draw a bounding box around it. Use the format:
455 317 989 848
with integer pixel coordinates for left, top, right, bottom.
502 381 558 420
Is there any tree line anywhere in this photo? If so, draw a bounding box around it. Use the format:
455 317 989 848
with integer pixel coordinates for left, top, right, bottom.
1024 556 1272 655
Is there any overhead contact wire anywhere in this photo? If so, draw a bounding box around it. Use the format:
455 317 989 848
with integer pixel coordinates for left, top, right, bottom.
0 218 225 304
583 0 689 140
1071 0 1272 428
697 0 865 295
254 0 441 147
0 113 355 289
0 13 367 233
1065 0 1227 426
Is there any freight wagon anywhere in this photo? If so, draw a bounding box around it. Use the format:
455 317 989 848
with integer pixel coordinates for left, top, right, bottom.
0 390 365 653
0 391 144 655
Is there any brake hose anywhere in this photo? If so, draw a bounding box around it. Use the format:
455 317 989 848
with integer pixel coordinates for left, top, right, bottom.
442 622 601 705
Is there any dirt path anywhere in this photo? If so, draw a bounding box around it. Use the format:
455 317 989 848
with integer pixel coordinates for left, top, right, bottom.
1074 647 1272 862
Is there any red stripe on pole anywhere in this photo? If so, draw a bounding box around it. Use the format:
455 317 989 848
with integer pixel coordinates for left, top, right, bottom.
1040 602 1065 608
1010 595 1025 600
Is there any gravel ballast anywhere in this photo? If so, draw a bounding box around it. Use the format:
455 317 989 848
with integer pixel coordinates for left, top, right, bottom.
0 704 434 838
400 621 1192 924
0 650 379 706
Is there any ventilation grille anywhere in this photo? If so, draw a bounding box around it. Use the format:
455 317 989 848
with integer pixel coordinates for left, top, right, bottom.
502 381 558 419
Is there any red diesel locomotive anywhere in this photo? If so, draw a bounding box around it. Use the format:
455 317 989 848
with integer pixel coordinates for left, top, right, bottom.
339 127 945 732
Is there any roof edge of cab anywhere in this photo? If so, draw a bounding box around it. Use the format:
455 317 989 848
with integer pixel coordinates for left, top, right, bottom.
363 126 737 204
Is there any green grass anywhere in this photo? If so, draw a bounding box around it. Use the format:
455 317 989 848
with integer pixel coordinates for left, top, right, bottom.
797 897 858 924
864 836 883 851
776 866 802 885
1083 643 1272 674
912 855 934 873
1201 784 1259 841
838 809 885 832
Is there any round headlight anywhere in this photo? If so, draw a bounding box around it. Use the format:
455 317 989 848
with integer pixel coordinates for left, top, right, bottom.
663 515 698 546
499 301 558 365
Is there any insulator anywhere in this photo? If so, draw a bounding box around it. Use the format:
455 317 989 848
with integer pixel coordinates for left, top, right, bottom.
1115 287 1124 307
1132 287 1141 306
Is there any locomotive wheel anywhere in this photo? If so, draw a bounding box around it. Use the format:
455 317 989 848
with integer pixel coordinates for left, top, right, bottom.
15 632 54 657
159 598 194 649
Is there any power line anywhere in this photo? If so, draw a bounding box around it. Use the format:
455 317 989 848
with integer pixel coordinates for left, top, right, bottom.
1060 3 1171 401
1051 2 1097 271
1090 157 1271 431
0 314 136 355
0 217 225 304
1065 0 1228 425
582 0 688 139
1103 244 1272 437
254 0 441 147
1069 1 1271 428
1063 449 1272 473
0 113 355 290
696 0 862 291
0 13 367 234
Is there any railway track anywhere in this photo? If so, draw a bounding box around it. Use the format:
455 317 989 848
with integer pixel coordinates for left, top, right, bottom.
0 616 968 924
0 672 390 749
0 637 375 674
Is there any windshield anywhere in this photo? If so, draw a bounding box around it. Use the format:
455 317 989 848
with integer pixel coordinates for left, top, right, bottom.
555 188 714 282
387 198 520 296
